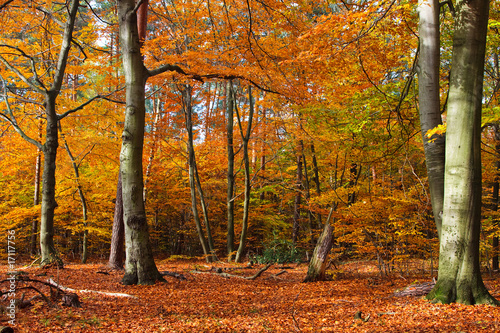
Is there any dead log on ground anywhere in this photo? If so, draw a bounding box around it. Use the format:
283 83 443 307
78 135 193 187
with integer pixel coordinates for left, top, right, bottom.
192 264 273 280
393 281 436 297
47 278 137 298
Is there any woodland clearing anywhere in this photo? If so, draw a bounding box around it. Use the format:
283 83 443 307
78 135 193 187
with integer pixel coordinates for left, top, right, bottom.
0 259 499 332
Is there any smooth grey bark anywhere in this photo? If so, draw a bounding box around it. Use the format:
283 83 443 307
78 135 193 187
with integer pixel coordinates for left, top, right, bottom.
226 81 236 261
417 0 445 239
426 0 498 305
235 86 255 263
182 84 214 262
108 172 125 270
118 0 163 285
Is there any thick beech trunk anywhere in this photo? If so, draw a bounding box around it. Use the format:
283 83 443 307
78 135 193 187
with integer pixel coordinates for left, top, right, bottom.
109 172 125 270
417 0 445 239
426 0 498 305
118 0 162 285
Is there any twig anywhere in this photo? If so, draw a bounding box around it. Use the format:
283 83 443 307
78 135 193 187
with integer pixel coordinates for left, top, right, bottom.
291 286 303 332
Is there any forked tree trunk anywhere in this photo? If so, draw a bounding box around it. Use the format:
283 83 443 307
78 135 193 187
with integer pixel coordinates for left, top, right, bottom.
426 0 498 305
226 81 236 261
235 86 255 263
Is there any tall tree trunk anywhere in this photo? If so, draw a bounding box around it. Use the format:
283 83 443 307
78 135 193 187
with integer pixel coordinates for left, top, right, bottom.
259 108 267 201
417 0 445 239
59 125 91 263
226 81 236 261
39 94 63 267
492 125 500 271
194 163 217 260
310 144 322 229
426 0 498 305
292 147 303 244
108 172 125 270
182 84 213 262
235 85 255 263
31 120 42 256
300 142 315 247
118 0 162 285
143 95 160 204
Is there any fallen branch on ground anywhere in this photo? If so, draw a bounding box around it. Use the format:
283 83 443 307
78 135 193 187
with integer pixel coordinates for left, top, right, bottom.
47 279 137 298
267 270 287 279
160 271 187 280
191 264 273 280
393 280 435 297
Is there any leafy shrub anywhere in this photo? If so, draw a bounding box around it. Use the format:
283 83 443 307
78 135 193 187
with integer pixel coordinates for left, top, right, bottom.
252 239 303 264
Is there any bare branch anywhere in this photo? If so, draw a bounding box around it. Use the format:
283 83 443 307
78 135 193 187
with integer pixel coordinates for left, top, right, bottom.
57 89 125 119
52 0 81 93
0 0 14 11
0 76 43 149
0 50 46 94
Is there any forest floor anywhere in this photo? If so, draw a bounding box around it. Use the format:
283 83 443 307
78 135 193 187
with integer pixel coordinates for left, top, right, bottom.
1 259 499 332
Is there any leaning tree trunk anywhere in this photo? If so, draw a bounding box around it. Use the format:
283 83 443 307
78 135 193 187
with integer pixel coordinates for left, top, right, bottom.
417 0 445 239
118 0 163 285
426 0 498 305
108 172 125 270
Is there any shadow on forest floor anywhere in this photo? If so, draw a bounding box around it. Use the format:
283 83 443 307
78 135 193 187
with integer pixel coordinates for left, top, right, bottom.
1 259 499 332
